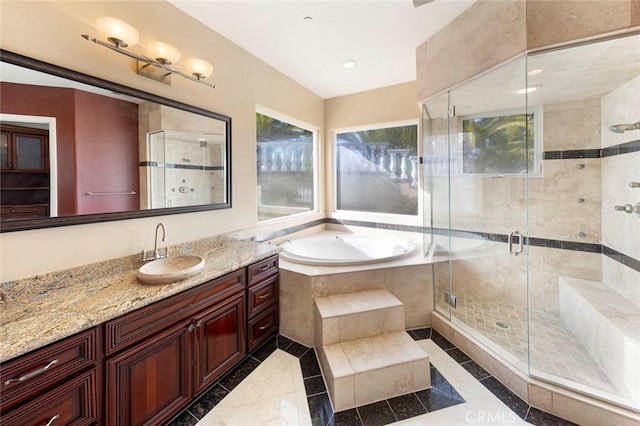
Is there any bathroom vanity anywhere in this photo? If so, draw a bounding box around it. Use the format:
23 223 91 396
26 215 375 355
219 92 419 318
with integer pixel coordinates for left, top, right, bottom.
0 237 279 425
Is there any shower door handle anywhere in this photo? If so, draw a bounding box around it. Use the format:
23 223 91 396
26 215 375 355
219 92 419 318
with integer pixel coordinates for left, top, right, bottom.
508 231 524 256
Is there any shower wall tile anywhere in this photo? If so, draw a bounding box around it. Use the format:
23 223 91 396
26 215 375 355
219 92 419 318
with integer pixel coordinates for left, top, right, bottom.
602 255 640 309
526 0 633 50
601 75 640 148
601 151 640 260
530 247 602 314
543 99 601 151
464 0 526 79
448 242 529 310
433 261 451 315
417 0 526 101
419 9 467 101
529 158 602 244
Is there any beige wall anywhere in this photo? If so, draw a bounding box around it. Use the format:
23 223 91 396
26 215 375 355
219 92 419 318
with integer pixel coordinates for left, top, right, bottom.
324 81 421 214
0 2 424 282
0 1 324 281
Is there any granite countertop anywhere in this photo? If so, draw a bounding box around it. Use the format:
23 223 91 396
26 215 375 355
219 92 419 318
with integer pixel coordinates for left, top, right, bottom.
0 234 279 363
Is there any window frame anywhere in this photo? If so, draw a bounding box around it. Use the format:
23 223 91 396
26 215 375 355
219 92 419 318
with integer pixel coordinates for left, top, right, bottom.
332 119 421 224
459 106 543 177
256 107 320 224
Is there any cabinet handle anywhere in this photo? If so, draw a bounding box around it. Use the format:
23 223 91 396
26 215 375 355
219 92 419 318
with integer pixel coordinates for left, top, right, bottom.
196 320 204 327
187 324 195 332
45 414 60 426
4 359 58 385
258 265 270 272
258 292 271 300
259 323 271 331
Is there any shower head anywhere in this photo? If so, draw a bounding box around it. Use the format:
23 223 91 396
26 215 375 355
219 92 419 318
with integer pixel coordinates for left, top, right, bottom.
609 121 640 134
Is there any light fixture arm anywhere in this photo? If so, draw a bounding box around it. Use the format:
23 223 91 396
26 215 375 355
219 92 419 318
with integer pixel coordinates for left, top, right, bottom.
81 34 215 88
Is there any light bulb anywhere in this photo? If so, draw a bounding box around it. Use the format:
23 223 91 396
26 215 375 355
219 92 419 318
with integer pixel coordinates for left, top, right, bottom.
147 41 181 65
95 16 139 48
185 58 213 79
342 59 357 69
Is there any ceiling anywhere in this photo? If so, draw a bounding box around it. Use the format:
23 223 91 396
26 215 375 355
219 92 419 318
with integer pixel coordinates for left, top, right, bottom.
168 0 476 99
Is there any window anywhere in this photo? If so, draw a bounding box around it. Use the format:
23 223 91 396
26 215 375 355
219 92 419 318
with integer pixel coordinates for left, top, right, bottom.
461 108 542 176
335 123 418 215
256 111 316 221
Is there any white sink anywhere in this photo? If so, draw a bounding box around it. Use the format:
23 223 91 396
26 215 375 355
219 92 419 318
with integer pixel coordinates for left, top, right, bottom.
137 255 206 285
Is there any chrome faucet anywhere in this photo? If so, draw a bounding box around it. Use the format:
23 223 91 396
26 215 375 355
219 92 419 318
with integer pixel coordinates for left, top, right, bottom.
142 222 168 261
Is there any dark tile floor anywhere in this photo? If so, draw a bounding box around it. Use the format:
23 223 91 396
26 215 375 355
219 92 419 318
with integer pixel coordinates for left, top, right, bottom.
167 329 577 426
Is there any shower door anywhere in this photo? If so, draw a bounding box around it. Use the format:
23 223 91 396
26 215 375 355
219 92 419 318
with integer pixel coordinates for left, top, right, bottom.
424 55 531 373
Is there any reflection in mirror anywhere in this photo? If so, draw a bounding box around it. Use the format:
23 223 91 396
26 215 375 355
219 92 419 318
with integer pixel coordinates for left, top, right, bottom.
145 130 226 208
0 50 231 232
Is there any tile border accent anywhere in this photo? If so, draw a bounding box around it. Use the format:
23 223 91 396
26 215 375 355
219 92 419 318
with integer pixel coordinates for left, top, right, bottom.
259 218 640 274
543 139 640 160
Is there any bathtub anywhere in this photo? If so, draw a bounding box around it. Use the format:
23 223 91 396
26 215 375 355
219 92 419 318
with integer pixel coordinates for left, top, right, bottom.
279 235 416 266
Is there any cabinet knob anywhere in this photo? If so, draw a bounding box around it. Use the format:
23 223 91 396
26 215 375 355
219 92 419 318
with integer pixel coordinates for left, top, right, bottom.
187 324 195 332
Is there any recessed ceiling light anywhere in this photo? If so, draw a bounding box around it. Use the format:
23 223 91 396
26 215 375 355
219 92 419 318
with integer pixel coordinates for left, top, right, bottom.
516 85 542 94
342 59 357 69
527 68 543 76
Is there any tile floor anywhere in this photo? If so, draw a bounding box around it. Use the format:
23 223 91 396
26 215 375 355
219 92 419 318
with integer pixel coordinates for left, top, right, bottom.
166 329 576 425
453 296 621 397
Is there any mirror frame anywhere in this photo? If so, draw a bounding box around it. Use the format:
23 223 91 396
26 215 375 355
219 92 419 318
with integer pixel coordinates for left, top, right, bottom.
0 50 232 233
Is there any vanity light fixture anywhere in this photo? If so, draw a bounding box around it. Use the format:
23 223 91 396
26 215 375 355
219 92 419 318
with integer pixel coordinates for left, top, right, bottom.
82 16 215 88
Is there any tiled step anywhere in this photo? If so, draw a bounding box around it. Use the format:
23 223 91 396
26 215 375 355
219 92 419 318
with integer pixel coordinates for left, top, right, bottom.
314 289 405 346
559 276 640 405
317 331 431 411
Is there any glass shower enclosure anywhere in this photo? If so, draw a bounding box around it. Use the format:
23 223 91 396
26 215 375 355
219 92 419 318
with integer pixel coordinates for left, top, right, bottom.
422 33 640 411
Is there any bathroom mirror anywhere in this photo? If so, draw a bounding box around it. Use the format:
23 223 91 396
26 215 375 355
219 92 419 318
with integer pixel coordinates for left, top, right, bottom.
0 50 231 232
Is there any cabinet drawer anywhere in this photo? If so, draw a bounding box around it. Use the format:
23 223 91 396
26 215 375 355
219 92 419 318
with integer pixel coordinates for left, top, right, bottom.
248 274 278 318
0 204 49 220
0 328 96 412
247 255 278 286
1 368 98 426
248 304 279 352
105 269 245 355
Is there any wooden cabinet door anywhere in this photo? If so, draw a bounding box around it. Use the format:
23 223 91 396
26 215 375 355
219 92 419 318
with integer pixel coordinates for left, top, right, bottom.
106 320 193 426
193 290 246 394
0 131 10 169
13 132 47 171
